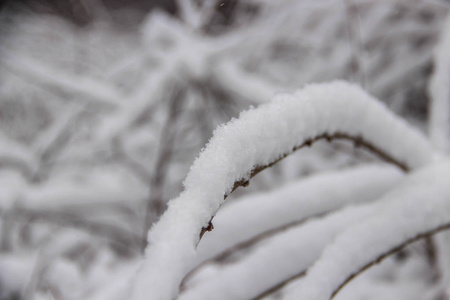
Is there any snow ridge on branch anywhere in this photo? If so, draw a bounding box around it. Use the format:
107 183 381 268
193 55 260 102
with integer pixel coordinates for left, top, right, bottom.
179 165 403 300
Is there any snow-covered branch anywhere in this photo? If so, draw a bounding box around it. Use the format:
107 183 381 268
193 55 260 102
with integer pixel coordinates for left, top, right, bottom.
285 160 450 300
180 165 403 300
1 2 448 299
131 81 434 300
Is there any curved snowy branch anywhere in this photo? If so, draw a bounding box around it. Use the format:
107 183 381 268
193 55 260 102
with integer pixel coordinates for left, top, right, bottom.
284 160 450 300
179 166 403 300
223 132 408 201
179 204 376 300
131 81 434 300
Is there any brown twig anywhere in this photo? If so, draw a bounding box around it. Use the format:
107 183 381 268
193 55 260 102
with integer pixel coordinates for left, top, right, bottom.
143 87 186 245
181 213 327 291
253 271 307 300
199 131 409 239
215 215 326 263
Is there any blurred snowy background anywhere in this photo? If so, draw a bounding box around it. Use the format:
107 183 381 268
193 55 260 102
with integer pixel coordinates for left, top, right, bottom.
0 0 449 299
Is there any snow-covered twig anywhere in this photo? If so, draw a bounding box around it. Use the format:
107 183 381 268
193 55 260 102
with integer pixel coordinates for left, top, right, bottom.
285 161 450 300
180 166 403 299
180 203 379 300
187 165 403 274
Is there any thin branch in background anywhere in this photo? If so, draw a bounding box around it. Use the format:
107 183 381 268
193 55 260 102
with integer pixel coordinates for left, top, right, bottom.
0 158 34 180
93 63 174 144
194 92 215 144
344 0 367 88
429 13 450 151
193 80 235 143
0 206 16 252
31 105 86 183
112 136 153 184
143 86 186 244
11 207 142 256
0 55 122 107
22 248 51 300
21 227 96 300
0 134 36 179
